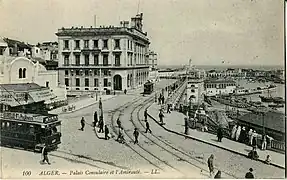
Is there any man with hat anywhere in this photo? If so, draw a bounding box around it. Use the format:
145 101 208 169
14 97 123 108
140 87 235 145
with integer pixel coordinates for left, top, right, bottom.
245 168 254 179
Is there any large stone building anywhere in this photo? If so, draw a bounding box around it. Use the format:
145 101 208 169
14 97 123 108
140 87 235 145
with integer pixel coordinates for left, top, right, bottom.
56 13 150 95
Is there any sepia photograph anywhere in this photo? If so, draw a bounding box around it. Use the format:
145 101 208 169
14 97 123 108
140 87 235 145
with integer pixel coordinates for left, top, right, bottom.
0 0 285 179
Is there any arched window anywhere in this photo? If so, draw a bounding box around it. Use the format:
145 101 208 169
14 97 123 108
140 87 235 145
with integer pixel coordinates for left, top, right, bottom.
23 68 26 78
19 68 22 78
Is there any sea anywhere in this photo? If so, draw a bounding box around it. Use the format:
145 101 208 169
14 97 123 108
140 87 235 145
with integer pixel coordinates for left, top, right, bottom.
236 79 285 113
158 64 284 71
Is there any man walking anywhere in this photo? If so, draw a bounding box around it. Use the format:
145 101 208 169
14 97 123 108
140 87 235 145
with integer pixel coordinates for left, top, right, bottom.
117 127 124 143
144 109 148 121
159 111 164 124
42 146 51 165
80 117 85 131
133 128 139 144
145 121 152 133
98 119 104 133
207 154 215 177
217 126 223 142
117 118 122 129
184 117 189 135
104 125 110 140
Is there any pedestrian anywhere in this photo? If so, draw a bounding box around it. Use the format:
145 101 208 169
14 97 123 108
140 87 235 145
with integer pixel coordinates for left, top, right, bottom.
144 109 148 121
245 168 254 179
104 125 110 140
248 129 253 145
261 134 267 150
252 131 257 148
99 98 102 110
207 154 215 177
93 111 98 127
217 126 223 142
166 104 171 113
248 147 259 160
124 89 127 94
231 125 237 139
214 170 221 179
133 128 139 144
162 96 165 104
159 111 164 124
145 121 152 133
239 126 246 143
80 117 85 131
158 96 161 105
235 125 241 141
265 155 271 165
117 127 124 142
184 117 189 135
41 146 51 165
116 118 122 129
98 120 104 133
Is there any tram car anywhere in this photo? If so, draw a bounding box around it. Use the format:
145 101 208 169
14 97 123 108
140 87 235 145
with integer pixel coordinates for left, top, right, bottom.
0 111 61 152
143 81 154 94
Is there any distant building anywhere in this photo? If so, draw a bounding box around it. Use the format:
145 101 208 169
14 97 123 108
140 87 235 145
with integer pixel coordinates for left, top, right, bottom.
186 79 205 105
1 38 32 58
38 41 59 61
204 79 237 96
56 13 150 95
147 50 158 82
207 70 225 78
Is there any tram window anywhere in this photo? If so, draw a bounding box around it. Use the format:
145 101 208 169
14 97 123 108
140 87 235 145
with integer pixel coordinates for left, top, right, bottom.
29 125 34 134
2 122 5 128
17 123 23 132
6 122 10 128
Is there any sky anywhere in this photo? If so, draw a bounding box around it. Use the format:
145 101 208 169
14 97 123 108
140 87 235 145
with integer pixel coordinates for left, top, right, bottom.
0 0 284 66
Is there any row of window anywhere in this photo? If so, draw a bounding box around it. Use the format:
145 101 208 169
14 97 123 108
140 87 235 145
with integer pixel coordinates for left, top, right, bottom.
63 39 147 54
65 69 111 76
63 54 120 66
18 68 27 79
205 83 236 88
65 78 110 87
64 39 120 50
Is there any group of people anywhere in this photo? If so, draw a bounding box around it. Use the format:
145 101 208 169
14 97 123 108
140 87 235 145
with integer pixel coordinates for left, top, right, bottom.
231 125 272 151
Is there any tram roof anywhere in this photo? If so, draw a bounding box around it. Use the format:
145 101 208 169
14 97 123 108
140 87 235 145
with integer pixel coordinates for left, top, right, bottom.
0 111 58 124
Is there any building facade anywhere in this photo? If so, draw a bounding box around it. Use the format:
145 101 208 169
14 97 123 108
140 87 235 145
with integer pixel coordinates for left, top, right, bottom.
56 13 150 95
186 79 205 105
204 79 237 96
0 54 67 102
147 50 158 82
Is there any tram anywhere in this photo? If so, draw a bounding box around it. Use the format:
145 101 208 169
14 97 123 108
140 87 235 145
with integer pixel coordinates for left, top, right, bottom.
0 111 61 152
143 81 154 94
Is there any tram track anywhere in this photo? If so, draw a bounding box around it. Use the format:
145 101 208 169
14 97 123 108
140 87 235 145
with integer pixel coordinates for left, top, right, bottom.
135 100 238 178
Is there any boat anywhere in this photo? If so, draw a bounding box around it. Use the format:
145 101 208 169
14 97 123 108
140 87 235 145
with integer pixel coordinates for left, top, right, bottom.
259 89 274 103
273 97 285 104
259 95 273 102
268 104 284 108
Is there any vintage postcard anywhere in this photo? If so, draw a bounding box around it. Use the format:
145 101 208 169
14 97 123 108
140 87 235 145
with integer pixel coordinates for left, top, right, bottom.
0 0 285 179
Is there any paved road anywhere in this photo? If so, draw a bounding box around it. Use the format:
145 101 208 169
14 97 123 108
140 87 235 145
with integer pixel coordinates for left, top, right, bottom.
2 79 284 179
1 79 176 179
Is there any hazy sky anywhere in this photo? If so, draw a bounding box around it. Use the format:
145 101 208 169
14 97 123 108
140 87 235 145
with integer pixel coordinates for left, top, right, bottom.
0 0 284 66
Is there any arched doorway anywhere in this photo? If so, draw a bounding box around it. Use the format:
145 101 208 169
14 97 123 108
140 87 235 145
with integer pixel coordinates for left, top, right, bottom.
113 74 122 90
